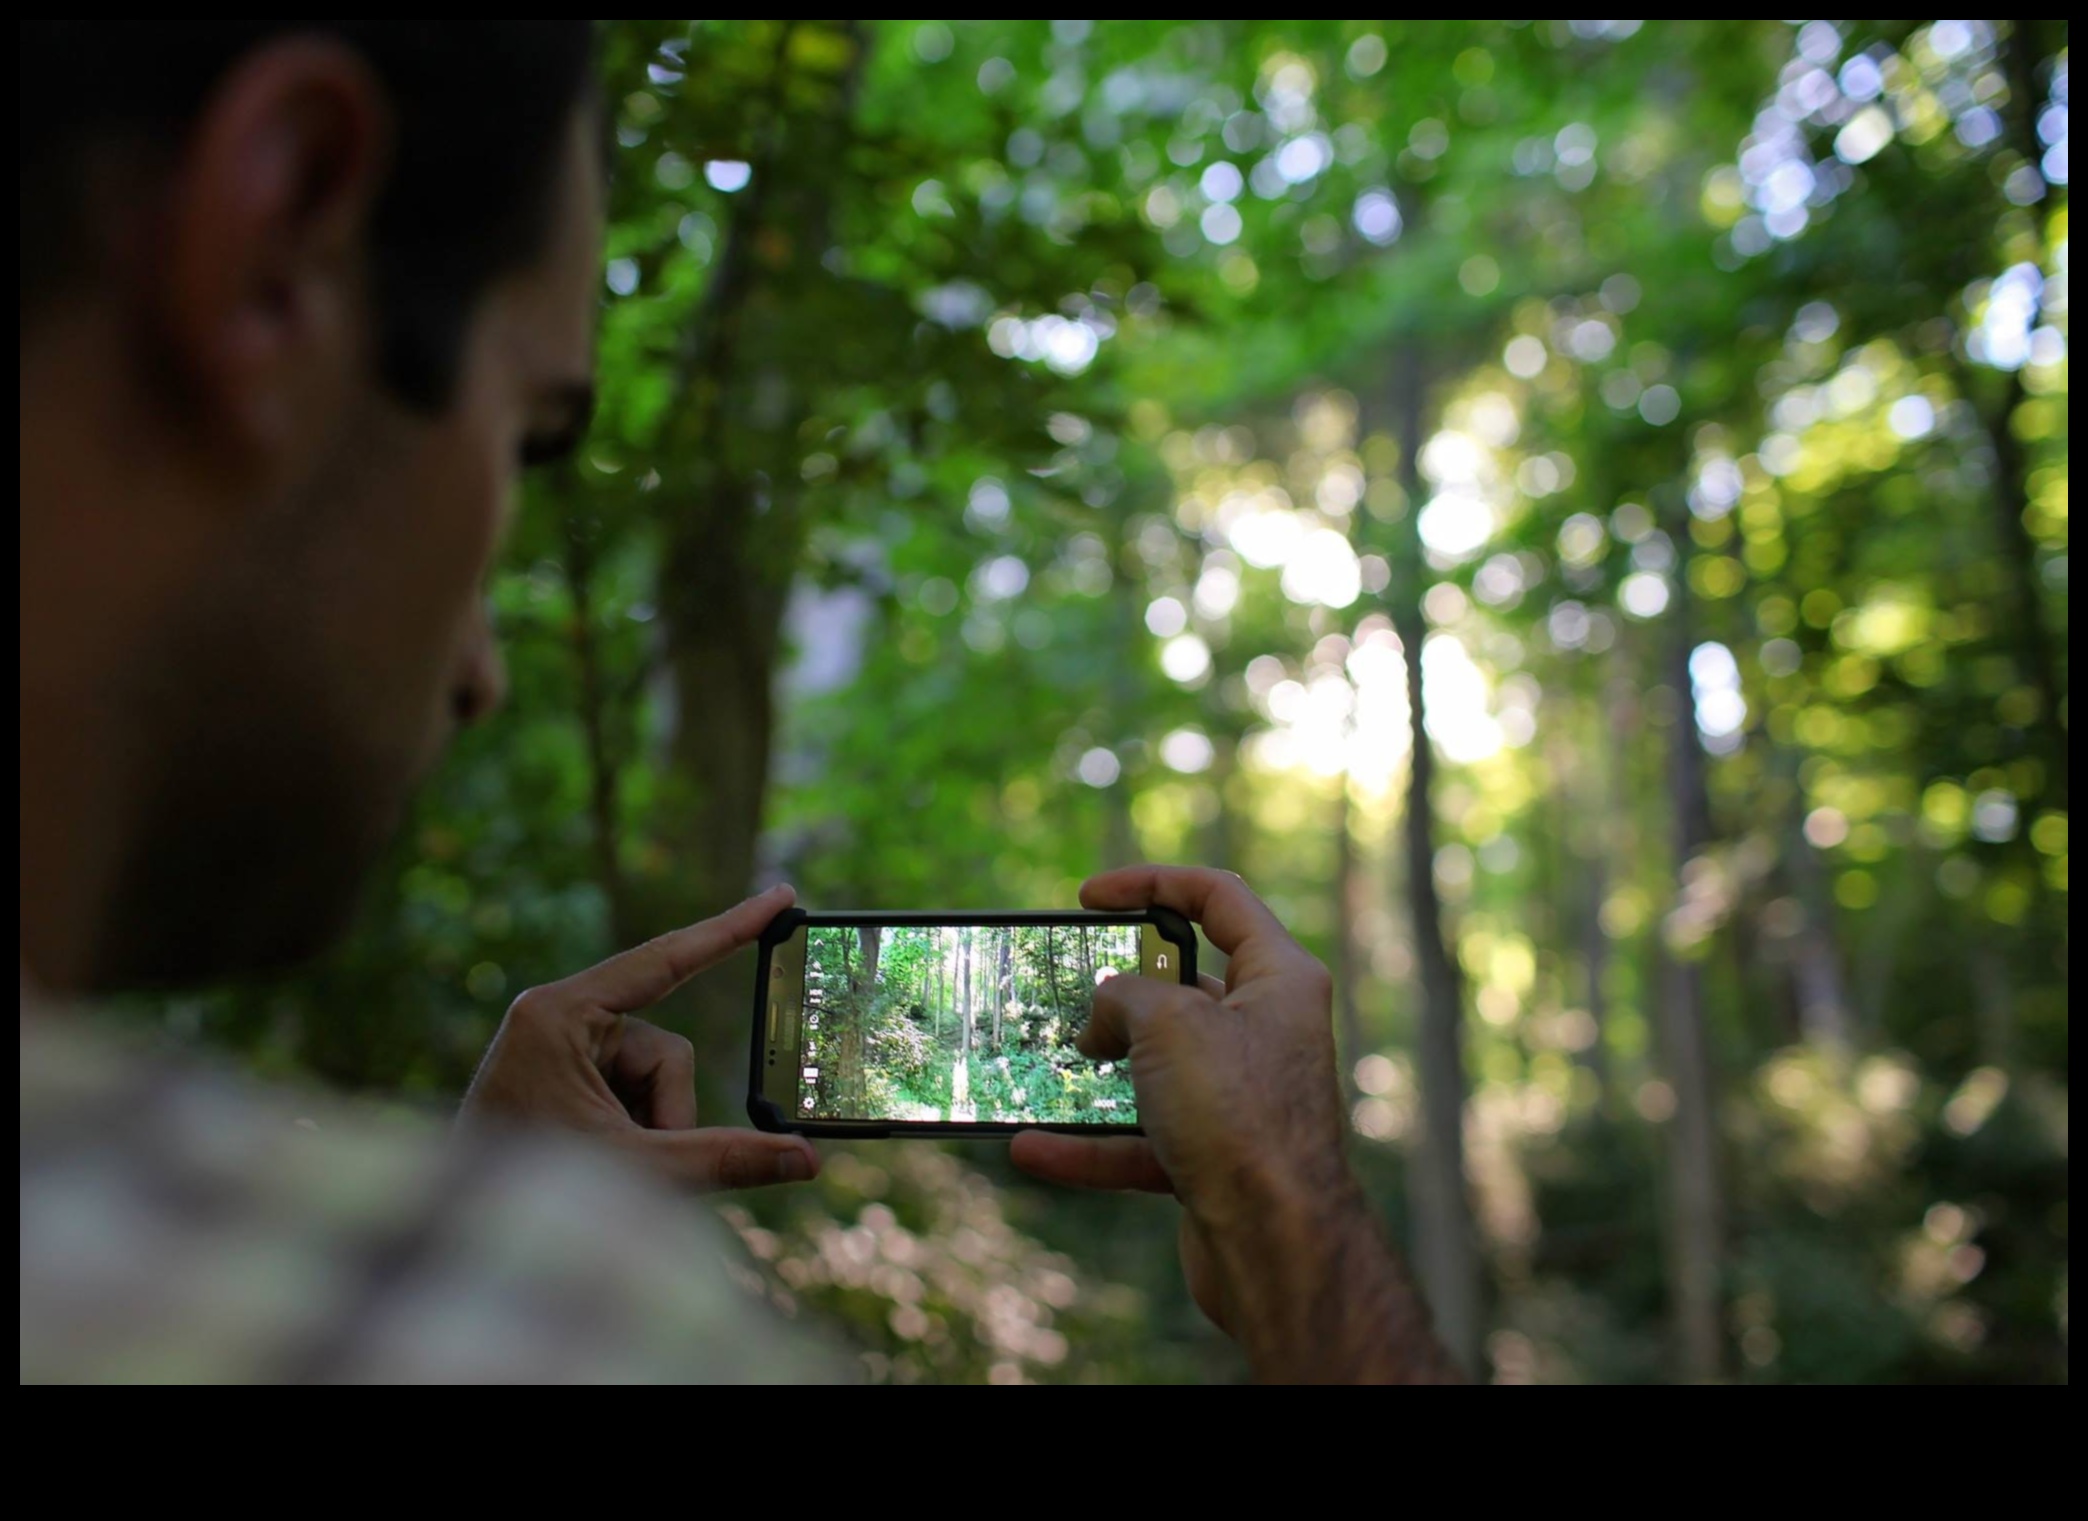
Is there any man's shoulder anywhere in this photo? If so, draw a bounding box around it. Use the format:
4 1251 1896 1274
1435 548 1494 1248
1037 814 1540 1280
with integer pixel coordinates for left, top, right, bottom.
20 1007 844 1383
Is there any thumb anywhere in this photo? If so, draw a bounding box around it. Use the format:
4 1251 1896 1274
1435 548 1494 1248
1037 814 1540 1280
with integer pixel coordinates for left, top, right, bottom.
626 1128 821 1192
1079 972 1203 1060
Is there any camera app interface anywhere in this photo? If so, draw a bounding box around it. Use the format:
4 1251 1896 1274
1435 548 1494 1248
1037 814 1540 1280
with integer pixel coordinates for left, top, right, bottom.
792 922 1151 1125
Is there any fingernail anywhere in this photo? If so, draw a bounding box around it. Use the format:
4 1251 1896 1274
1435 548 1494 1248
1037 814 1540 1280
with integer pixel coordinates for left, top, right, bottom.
778 1148 812 1183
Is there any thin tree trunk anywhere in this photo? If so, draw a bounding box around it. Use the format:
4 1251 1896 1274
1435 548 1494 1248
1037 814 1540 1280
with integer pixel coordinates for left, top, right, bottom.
994 931 1011 1052
1657 551 1725 1384
1774 746 1852 1048
1982 18 2068 811
852 926 882 1112
1045 925 1065 1042
1973 936 2018 1074
1334 497 1367 1097
1536 726 1574 1069
1387 352 1482 1378
835 932 853 1115
1019 942 1030 1043
1853 844 1927 1040
1335 776 1364 1098
960 926 973 1062
1102 502 1139 870
1573 682 1617 1099
1203 737 1240 871
562 508 633 945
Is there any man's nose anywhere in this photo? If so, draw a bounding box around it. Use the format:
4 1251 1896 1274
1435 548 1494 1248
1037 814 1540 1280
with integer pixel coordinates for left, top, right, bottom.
452 600 507 727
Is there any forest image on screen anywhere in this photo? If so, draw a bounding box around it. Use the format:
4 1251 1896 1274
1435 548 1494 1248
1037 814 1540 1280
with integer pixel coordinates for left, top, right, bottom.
798 923 1140 1124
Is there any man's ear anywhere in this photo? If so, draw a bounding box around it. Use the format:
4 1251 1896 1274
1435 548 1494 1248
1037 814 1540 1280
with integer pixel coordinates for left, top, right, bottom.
151 38 391 490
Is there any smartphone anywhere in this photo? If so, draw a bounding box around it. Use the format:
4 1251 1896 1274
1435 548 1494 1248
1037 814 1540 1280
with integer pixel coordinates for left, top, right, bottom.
747 907 1195 1138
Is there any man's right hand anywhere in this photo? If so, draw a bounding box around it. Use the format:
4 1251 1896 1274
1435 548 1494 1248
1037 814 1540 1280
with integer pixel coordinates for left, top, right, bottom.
1010 865 1460 1384
459 884 819 1193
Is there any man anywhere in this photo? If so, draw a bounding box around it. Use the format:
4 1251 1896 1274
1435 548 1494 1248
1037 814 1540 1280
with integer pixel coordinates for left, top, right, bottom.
20 21 1457 1384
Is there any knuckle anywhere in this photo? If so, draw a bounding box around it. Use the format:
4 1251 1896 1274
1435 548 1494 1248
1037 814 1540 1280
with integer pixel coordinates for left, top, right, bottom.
715 1141 755 1190
1143 990 1194 1041
506 988 556 1029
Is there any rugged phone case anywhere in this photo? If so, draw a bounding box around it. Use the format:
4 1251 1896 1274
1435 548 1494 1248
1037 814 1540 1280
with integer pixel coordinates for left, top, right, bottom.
747 905 1196 1139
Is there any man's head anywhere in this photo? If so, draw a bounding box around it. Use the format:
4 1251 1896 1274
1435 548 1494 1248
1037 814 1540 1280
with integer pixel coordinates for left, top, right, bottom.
19 23 603 991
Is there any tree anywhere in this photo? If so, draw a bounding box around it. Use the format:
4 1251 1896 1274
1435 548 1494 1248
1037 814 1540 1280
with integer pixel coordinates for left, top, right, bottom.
1044 924 1065 1047
1385 355 1483 1379
150 19 2069 1387
842 924 883 1113
994 928 1012 1050
959 923 973 1063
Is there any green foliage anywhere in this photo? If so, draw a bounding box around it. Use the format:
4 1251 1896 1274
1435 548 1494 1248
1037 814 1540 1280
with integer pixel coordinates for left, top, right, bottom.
800 922 1139 1127
132 19 2069 1383
969 1049 1137 1123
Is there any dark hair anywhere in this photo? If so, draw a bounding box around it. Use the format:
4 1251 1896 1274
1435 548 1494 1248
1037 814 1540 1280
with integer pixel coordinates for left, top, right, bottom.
20 21 596 410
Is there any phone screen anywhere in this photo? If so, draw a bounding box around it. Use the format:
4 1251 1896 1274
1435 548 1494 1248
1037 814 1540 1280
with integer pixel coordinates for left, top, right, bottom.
758 916 1187 1131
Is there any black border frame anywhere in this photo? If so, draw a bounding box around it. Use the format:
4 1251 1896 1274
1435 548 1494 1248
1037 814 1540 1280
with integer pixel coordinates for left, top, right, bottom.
746 906 1196 1139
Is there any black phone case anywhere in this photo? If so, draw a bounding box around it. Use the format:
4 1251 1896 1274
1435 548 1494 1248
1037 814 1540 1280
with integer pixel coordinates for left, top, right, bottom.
747 906 1196 1139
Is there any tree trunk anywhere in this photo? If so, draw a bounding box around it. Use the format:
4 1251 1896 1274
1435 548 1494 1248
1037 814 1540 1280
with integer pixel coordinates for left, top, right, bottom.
561 504 634 945
1572 682 1618 1099
1103 500 1140 870
959 925 973 1061
1012 937 1025 1043
1853 844 1927 1041
850 925 881 1113
1202 737 1240 872
1334 777 1365 1098
994 930 1011 1052
1657 551 1725 1384
1387 352 1483 1378
833 932 853 1115
1973 936 2018 1074
1045 925 1065 1043
1773 745 1852 1048
664 508 792 1079
1983 18 2067 812
648 24 867 1108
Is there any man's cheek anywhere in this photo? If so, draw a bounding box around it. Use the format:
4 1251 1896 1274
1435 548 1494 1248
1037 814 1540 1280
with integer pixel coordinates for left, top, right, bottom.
379 434 501 714
424 434 509 624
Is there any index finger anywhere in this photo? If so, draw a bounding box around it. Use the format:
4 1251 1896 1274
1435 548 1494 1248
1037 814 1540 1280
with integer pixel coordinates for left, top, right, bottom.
1079 865 1310 982
554 883 796 1015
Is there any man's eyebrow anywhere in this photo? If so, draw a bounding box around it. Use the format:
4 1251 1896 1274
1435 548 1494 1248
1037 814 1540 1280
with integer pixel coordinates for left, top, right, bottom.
523 381 597 466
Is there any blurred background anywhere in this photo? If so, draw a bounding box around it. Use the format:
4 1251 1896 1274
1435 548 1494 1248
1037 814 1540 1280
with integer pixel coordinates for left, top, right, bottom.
147 19 2068 1383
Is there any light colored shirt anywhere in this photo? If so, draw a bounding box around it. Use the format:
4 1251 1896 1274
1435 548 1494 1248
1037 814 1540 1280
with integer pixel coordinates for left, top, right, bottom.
20 993 847 1383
